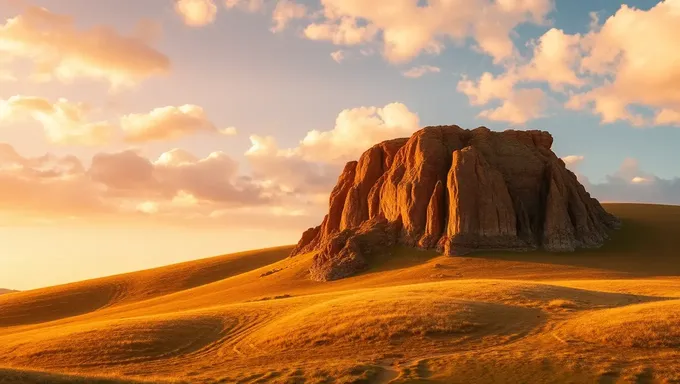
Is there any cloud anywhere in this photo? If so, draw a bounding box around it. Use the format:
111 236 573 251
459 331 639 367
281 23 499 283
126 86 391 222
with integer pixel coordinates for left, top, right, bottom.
2 95 680 231
0 143 107 217
402 65 441 79
457 68 549 125
304 17 379 46
561 155 585 168
174 0 272 28
565 88 648 127
245 102 420 195
224 0 264 12
0 95 114 145
520 28 583 90
175 0 218 27
153 150 261 204
271 0 306 33
655 109 680 126
609 158 656 184
302 0 553 63
89 150 157 192
121 104 234 143
457 71 518 106
246 135 340 194
565 0 680 126
454 2 680 127
296 102 420 163
1 98 231 145
330 50 345 63
90 147 260 206
166 0 680 131
555 155 680 205
583 158 680 205
456 27 582 124
477 88 547 124
0 142 282 227
0 6 170 88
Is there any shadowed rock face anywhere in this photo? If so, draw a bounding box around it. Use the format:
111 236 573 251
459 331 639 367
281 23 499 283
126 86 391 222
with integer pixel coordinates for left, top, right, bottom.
292 126 620 281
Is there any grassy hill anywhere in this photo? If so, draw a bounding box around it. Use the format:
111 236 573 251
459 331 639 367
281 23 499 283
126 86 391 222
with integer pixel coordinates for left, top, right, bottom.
1 203 679 383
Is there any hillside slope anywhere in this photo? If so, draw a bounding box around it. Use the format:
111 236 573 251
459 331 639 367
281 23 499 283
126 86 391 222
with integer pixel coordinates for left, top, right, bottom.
0 246 290 328
1 204 679 383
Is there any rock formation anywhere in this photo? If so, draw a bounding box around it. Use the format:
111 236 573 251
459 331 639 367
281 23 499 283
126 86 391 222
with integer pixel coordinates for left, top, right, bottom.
292 126 620 281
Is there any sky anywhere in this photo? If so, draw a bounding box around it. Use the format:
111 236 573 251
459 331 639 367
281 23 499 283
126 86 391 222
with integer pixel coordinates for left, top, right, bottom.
1 0 679 290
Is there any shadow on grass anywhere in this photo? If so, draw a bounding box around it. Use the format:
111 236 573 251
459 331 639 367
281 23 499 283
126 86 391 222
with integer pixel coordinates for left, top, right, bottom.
356 204 680 278
361 247 442 275
454 204 680 277
0 368 177 384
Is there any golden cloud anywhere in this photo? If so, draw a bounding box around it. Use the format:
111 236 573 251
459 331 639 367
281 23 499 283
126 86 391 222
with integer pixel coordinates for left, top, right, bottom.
0 96 114 145
175 0 218 27
121 105 236 143
0 6 170 87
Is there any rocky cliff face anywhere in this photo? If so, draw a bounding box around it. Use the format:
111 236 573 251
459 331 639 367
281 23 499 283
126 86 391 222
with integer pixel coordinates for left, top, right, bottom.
292 126 620 281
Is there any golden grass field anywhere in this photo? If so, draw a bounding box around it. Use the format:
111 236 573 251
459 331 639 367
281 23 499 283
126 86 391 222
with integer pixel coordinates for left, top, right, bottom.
2 203 680 383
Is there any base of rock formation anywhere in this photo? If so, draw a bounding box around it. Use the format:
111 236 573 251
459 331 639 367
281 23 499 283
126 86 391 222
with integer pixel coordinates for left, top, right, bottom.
309 218 401 281
292 126 621 281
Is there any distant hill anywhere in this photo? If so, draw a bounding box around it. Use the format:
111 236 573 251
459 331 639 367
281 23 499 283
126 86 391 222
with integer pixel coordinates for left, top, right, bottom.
0 289 16 295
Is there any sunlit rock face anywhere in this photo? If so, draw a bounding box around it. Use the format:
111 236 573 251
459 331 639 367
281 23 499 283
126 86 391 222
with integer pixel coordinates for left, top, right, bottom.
292 125 620 281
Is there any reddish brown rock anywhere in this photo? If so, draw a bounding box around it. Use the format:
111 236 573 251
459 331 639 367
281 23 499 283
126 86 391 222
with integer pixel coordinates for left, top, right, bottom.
502 129 554 149
291 139 408 259
418 180 446 249
377 127 467 245
442 146 526 255
541 158 618 251
290 223 322 256
340 139 408 230
367 174 387 220
309 218 401 281
291 161 358 256
324 161 357 237
292 125 620 281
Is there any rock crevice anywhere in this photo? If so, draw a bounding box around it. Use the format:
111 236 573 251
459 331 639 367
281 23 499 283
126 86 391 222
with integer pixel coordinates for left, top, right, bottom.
292 126 620 281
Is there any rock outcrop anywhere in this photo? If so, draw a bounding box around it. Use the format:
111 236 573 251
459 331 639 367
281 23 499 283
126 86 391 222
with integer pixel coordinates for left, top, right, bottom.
292 126 620 281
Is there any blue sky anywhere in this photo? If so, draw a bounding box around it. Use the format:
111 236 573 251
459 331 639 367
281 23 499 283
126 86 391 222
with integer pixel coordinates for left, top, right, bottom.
0 0 679 289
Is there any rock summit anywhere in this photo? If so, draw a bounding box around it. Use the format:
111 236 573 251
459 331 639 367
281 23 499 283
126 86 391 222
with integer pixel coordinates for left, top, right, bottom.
291 126 620 281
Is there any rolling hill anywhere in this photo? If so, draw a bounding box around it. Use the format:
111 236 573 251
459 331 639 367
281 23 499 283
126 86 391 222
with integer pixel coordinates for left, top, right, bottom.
1 203 680 383
0 289 16 296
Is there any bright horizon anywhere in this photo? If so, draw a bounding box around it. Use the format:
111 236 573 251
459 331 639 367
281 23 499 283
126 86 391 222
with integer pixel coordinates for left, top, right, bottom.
2 0 680 291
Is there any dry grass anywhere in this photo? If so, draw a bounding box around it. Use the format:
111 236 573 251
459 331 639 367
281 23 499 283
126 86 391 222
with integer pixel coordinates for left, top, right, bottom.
249 286 536 352
0 368 175 384
1 203 680 383
0 246 289 328
0 312 229 369
557 299 680 348
546 299 578 310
